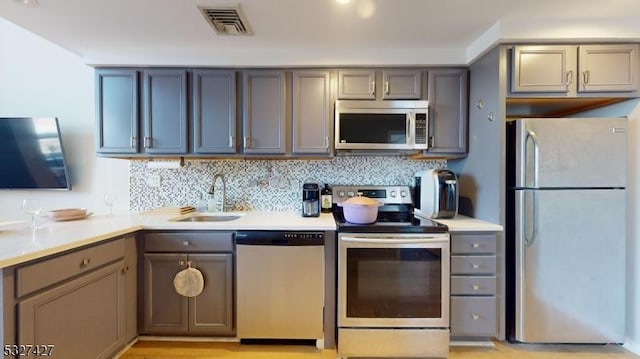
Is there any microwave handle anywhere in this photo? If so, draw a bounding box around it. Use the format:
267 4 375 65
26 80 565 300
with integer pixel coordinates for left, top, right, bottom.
406 113 413 145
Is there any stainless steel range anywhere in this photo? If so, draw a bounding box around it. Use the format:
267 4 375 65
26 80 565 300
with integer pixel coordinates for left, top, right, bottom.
333 185 450 359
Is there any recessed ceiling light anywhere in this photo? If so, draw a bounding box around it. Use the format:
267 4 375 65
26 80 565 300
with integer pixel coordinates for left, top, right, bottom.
14 0 39 7
336 0 351 4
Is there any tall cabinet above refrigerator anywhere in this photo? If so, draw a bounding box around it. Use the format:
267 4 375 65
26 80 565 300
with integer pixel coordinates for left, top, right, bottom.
506 117 627 344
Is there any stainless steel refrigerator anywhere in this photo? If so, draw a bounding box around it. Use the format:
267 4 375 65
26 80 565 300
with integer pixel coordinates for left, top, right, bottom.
506 117 627 344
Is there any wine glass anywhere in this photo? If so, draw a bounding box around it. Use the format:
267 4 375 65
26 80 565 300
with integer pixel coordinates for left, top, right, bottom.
104 193 118 215
22 199 42 230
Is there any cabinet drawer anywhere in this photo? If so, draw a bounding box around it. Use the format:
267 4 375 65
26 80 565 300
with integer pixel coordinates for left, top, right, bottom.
17 239 125 297
450 296 497 337
451 276 496 295
144 231 233 252
451 234 496 254
451 255 496 275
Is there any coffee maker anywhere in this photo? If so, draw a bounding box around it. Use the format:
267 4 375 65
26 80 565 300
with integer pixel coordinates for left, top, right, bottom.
302 182 320 217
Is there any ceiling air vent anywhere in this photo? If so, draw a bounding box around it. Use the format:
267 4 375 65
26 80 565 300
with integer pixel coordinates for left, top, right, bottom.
199 6 253 36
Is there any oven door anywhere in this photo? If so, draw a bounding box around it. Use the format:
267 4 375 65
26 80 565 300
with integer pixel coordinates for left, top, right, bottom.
338 233 450 328
335 108 415 150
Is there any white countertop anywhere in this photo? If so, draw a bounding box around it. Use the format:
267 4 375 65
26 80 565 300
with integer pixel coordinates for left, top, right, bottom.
433 214 503 232
0 211 501 269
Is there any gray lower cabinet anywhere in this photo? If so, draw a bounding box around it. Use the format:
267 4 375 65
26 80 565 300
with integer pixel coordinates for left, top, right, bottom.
424 69 468 157
450 232 498 338
95 69 139 154
292 70 332 155
142 231 234 335
10 237 133 359
242 70 287 154
192 69 238 154
142 69 188 154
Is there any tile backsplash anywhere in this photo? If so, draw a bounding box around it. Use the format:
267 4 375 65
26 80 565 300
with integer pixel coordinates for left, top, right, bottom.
129 156 445 212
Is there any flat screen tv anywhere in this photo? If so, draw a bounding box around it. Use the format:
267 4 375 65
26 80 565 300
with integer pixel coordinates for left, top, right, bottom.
0 117 72 190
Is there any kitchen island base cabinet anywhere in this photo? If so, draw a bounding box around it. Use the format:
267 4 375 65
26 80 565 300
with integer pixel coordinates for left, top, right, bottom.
18 261 125 359
5 236 135 359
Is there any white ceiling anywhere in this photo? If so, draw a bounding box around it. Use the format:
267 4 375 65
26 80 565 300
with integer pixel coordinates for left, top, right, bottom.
1 0 639 66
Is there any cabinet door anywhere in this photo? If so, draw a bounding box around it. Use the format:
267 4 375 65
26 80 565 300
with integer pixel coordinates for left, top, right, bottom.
426 69 468 156
123 236 137 343
142 69 188 154
95 69 139 154
382 69 422 99
578 44 639 92
192 70 237 154
337 69 376 99
143 253 189 334
18 261 126 359
292 70 332 155
242 70 287 154
511 45 576 93
188 254 234 334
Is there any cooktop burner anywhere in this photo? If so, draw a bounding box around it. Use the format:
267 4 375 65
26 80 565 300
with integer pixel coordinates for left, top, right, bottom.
331 185 448 234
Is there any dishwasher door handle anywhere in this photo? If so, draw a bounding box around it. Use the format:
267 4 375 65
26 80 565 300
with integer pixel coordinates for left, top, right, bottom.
341 236 449 245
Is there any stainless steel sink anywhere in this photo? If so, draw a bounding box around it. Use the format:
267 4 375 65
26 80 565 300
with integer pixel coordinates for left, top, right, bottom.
172 213 245 222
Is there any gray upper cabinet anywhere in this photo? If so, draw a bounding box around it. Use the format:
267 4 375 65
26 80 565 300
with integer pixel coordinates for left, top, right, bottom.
511 45 576 93
338 68 422 100
142 69 188 154
578 44 639 92
192 70 237 154
337 69 376 99
511 44 639 96
424 69 468 157
96 69 139 154
292 70 332 155
381 69 422 99
242 70 287 154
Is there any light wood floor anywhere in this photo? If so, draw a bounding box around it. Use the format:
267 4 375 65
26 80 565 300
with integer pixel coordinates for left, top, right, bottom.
119 340 640 359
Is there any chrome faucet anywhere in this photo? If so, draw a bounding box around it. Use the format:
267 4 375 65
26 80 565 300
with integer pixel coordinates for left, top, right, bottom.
208 173 227 212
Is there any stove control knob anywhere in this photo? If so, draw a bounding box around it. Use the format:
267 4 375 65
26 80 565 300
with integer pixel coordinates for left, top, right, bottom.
390 191 396 197
400 191 408 198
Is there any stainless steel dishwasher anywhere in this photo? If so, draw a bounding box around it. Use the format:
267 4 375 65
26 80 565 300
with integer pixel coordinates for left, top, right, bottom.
235 231 325 343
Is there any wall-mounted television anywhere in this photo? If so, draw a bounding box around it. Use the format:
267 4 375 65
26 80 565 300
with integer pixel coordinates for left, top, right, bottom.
0 117 72 190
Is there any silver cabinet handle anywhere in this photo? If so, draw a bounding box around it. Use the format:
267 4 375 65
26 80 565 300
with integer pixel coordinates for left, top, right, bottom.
144 136 152 148
369 81 375 95
229 136 234 148
183 241 190 247
81 258 91 267
472 314 480 320
565 70 574 86
472 285 480 290
130 137 136 148
472 243 480 248
472 264 480 269
324 136 329 150
179 260 185 266
243 136 249 149
384 81 390 94
582 70 590 89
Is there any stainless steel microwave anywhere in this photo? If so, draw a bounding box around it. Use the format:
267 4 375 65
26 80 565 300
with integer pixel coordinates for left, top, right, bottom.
335 100 429 150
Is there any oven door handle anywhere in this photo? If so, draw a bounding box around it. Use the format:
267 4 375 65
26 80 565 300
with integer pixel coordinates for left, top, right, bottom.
340 236 448 244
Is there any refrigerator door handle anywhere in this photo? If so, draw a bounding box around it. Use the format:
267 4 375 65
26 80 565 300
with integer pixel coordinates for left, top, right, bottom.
524 130 540 188
522 190 538 248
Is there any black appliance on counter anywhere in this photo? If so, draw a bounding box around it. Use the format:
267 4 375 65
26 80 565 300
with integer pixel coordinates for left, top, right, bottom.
302 182 320 217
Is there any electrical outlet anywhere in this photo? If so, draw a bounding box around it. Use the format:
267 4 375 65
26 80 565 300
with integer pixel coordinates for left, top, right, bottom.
147 174 161 187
